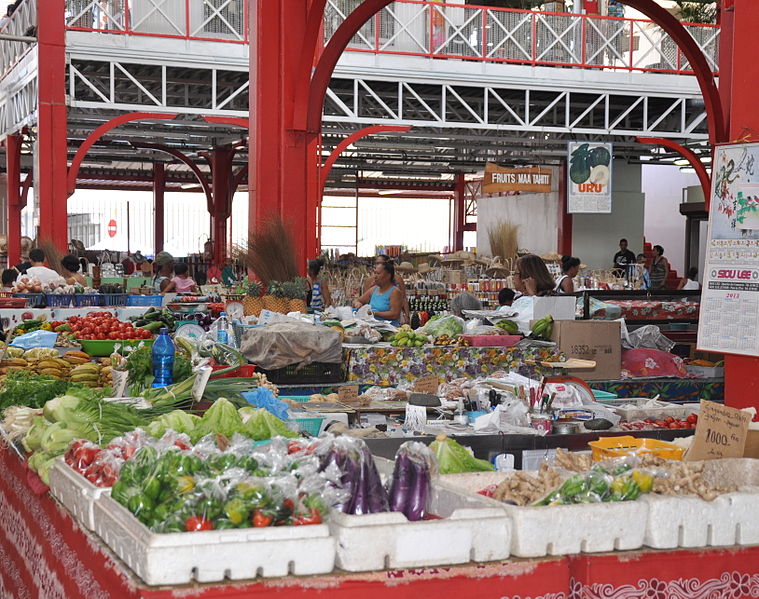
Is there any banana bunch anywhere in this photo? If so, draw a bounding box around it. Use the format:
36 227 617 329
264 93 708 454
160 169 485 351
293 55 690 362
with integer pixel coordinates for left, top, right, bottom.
0 357 28 375
31 357 72 379
530 315 554 340
69 362 102 387
63 350 91 366
390 325 429 348
99 364 113 388
495 320 519 335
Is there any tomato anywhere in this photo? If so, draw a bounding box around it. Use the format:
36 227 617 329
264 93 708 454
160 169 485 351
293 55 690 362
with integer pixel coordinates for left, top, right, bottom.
252 509 273 527
108 331 119 340
96 334 106 340
293 508 323 526
185 516 213 532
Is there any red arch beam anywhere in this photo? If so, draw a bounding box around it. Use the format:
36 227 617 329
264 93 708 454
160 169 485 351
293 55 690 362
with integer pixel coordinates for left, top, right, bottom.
320 125 412 189
637 136 712 209
67 112 178 195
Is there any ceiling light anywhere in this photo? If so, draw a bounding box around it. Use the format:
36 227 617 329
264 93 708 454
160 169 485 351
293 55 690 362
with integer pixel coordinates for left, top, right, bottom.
674 159 690 166
377 189 403 195
180 183 200 190
679 166 696 174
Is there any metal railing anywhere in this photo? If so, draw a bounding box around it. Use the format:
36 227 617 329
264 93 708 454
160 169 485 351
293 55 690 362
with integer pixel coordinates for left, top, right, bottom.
65 0 248 43
0 0 37 77
60 0 719 75
326 0 719 75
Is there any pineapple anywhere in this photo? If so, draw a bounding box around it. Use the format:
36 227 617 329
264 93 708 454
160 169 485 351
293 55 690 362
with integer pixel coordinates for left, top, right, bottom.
264 281 289 313
286 278 309 313
243 281 264 316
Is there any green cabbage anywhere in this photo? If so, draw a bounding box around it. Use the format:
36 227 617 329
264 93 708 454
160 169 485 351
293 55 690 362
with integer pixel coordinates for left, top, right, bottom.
146 410 199 438
22 417 50 453
242 408 297 440
429 435 494 474
39 422 91 454
43 395 81 423
193 398 244 440
419 315 465 338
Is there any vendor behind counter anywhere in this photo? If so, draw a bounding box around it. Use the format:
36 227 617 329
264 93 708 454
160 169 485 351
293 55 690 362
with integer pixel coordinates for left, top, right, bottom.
352 262 402 326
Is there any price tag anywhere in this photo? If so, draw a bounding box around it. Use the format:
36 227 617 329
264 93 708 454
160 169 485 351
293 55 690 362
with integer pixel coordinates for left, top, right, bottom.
414 375 440 395
338 385 360 404
686 400 752 461
111 370 129 398
191 365 213 403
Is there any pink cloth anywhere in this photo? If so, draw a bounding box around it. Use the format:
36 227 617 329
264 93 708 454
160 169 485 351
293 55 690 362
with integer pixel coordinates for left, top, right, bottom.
621 349 688 378
171 276 196 293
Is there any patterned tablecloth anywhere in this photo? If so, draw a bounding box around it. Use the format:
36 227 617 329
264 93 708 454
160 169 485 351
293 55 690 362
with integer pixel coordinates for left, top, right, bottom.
594 300 700 321
345 343 562 386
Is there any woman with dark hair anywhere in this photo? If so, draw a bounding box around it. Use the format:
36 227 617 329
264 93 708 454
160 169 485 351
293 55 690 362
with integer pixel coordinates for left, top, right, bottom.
650 245 669 289
353 261 402 325
61 254 87 286
678 266 700 290
513 254 556 296
555 255 581 294
307 258 331 310
363 254 409 323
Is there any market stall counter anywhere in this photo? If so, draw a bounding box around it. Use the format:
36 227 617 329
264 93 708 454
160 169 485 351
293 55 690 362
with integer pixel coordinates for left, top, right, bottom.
3 442 759 599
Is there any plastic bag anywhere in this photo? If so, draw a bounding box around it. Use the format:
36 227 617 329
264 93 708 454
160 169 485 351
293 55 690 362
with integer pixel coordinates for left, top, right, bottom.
387 441 436 521
10 330 58 350
241 387 290 420
622 324 675 352
419 315 465 338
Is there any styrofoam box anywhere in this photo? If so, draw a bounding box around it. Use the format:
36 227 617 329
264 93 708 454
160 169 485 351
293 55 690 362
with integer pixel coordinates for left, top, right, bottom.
439 470 648 558
612 400 686 422
49 457 109 531
643 458 759 549
328 459 511 572
93 492 336 585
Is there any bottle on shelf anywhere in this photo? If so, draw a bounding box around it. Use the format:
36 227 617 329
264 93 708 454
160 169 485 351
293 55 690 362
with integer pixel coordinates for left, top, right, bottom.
151 328 175 388
217 311 229 345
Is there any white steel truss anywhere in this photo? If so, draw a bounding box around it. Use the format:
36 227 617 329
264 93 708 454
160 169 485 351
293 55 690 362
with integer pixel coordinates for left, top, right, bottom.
323 76 708 139
0 0 36 78
0 49 38 136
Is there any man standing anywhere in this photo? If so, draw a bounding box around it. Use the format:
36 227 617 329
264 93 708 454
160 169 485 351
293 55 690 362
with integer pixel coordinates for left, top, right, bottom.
25 249 63 286
612 238 636 278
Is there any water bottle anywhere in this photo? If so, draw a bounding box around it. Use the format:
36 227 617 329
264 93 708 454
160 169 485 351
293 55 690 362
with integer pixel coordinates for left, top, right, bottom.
217 311 229 344
151 327 175 388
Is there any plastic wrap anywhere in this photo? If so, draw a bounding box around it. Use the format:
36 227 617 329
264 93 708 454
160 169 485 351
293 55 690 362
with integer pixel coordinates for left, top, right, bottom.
419 315 465 338
387 441 436 521
622 324 676 352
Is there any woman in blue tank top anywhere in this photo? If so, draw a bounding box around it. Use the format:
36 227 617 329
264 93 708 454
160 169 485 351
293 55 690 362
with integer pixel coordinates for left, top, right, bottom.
352 262 402 326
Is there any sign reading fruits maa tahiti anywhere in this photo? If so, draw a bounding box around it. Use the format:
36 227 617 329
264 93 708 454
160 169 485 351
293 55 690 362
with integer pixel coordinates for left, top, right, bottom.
698 142 759 356
567 142 613 213
483 163 553 194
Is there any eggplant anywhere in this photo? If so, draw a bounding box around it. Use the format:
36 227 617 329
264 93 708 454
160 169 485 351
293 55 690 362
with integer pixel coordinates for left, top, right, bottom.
389 452 412 513
404 459 429 521
363 448 389 513
349 454 370 515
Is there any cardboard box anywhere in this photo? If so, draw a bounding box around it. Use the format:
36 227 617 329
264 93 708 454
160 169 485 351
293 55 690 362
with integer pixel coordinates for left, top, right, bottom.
744 430 759 459
550 320 621 381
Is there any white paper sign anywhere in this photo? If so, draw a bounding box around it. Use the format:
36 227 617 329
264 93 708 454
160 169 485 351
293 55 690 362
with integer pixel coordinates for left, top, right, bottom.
698 142 759 356
567 142 613 214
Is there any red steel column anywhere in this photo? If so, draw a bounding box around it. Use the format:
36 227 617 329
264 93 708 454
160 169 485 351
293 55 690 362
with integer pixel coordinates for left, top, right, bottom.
249 0 318 268
557 161 572 256
209 147 235 267
153 163 165 254
6 135 22 266
36 0 68 252
453 174 465 252
719 0 759 411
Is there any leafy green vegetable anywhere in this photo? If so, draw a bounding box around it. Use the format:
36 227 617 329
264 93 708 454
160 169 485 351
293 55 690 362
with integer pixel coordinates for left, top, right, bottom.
0 372 74 411
241 408 297 440
27 451 58 485
22 417 49 453
419 315 464 338
192 398 243 440
146 410 199 439
429 435 494 474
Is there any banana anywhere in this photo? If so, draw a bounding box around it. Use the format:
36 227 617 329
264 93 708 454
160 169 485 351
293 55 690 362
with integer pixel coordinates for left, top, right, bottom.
64 351 91 360
71 363 100 373
530 315 554 340
2 358 28 367
37 360 66 370
70 373 100 383
64 356 90 365
39 368 64 377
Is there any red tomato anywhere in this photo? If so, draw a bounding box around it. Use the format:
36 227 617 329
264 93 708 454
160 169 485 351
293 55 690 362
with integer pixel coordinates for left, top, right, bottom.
185 516 213 532
108 332 119 340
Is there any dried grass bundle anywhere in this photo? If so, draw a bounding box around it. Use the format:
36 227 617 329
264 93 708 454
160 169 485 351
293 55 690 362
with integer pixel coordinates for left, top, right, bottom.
37 239 64 275
232 218 299 286
487 222 519 261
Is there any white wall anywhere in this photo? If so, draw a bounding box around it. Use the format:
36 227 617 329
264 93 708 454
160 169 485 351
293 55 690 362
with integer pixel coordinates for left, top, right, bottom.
476 167 560 257
571 160 645 270
641 164 700 276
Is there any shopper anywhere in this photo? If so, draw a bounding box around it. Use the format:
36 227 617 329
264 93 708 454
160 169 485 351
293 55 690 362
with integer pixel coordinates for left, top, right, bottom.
678 267 700 290
61 254 87 286
363 255 409 324
152 251 175 292
612 238 636 277
165 263 198 294
307 258 331 310
450 292 482 317
353 261 402 326
555 256 580 294
650 245 669 289
636 254 651 290
26 248 62 286
1 268 17 291
513 254 555 296
498 287 516 307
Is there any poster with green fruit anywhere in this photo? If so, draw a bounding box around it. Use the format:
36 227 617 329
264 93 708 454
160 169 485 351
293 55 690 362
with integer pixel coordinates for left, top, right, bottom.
567 142 613 214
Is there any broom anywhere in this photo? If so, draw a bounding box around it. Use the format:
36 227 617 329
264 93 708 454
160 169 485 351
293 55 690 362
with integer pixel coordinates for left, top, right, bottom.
231 217 299 286
487 222 519 261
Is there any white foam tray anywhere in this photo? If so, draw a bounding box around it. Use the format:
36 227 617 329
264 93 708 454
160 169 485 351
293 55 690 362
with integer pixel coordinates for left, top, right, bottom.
93 492 336 585
612 401 686 422
328 458 511 572
439 470 648 558
49 457 108 531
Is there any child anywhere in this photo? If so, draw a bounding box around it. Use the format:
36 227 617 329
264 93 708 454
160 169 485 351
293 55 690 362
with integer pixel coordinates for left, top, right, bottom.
636 254 650 290
167 263 198 294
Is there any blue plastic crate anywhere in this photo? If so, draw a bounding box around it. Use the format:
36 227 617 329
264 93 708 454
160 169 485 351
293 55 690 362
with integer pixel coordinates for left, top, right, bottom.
102 293 127 307
44 294 74 308
126 295 163 307
74 294 102 308
291 416 324 436
16 293 45 308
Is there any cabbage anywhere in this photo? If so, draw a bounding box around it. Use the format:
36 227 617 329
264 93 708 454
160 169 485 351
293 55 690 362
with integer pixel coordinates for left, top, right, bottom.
22 417 50 453
43 395 81 423
242 408 297 440
419 315 465 338
429 434 494 474
146 410 199 438
193 398 243 440
238 406 256 424
39 422 91 454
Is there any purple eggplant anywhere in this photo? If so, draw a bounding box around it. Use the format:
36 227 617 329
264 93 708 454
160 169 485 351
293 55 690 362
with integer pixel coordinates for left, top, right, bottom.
389 452 412 513
349 453 370 515
363 447 389 513
404 459 429 521
337 452 361 514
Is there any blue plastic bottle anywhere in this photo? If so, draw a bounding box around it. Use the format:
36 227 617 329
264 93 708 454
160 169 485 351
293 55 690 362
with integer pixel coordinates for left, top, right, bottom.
151 327 175 388
217 311 229 344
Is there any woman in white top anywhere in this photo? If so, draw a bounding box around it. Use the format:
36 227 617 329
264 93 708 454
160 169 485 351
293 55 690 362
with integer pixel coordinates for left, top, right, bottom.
678 267 700 290
554 256 580 294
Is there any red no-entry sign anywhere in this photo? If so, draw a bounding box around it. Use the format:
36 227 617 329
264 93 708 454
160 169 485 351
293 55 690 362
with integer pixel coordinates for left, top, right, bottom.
107 219 117 238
